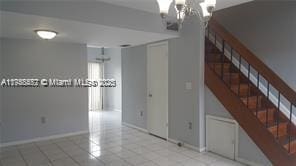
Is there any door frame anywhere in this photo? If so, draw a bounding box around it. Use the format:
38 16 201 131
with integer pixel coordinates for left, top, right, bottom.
206 115 239 160
147 41 169 140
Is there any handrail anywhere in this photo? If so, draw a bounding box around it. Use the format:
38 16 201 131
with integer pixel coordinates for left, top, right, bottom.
205 64 296 165
208 19 296 105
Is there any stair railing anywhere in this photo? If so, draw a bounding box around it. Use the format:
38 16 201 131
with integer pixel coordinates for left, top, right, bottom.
206 19 296 153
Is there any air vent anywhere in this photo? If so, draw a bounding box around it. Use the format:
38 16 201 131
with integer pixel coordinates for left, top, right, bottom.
166 22 179 31
120 44 131 48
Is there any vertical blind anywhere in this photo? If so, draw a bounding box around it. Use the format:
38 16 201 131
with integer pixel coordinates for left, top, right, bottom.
88 62 102 111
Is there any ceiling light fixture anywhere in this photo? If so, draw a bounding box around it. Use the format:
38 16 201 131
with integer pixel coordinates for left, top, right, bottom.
35 30 58 40
156 0 216 30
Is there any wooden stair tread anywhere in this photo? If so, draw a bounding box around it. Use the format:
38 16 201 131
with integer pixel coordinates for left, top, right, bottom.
241 95 263 109
205 24 296 164
206 52 222 56
231 84 251 91
284 140 296 154
279 135 296 145
251 107 277 113
252 108 277 124
208 62 231 67
268 122 288 138
208 62 231 68
267 119 287 127
241 95 262 101
206 54 231 63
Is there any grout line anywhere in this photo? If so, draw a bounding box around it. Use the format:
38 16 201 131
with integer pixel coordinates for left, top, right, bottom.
67 135 108 165
34 142 54 166
17 147 29 166
71 125 158 165
53 140 82 166
2 112 246 166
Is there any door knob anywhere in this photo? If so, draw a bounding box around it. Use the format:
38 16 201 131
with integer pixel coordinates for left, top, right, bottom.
149 94 152 97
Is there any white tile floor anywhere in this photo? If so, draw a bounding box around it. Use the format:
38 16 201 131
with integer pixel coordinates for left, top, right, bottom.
0 111 246 166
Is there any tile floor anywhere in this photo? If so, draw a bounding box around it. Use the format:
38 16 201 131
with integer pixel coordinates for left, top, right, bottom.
0 111 245 166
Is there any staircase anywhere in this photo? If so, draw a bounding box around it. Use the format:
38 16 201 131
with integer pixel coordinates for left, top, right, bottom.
205 19 296 165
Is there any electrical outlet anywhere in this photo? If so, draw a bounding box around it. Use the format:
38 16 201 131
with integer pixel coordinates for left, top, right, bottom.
188 122 192 130
185 82 192 90
41 117 46 124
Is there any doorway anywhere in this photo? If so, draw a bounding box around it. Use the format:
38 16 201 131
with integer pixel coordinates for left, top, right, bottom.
147 41 169 139
88 62 103 111
87 47 122 133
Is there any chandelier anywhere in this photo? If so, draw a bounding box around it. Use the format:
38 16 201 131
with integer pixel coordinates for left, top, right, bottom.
156 0 216 29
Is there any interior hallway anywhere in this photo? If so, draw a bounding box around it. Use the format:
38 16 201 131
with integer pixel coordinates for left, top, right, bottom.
0 111 245 166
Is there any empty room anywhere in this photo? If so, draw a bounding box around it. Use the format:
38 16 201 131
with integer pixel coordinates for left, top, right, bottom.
1 1 296 166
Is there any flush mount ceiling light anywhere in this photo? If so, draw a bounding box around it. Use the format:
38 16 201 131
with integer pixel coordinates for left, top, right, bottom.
156 0 216 30
35 30 58 40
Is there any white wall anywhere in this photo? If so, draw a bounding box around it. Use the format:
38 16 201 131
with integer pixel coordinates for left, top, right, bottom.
214 1 296 92
122 45 147 129
1 38 88 143
122 17 205 149
87 47 122 111
0 39 3 144
168 18 204 148
104 48 122 111
205 87 272 165
121 15 272 165
209 2 296 163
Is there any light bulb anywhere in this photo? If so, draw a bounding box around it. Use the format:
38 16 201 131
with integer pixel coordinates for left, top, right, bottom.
175 0 186 6
157 0 173 16
205 0 216 7
35 30 57 40
200 2 210 18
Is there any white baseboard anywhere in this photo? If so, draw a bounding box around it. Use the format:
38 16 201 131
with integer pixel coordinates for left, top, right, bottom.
101 107 121 112
122 122 148 133
168 137 261 166
236 157 264 166
167 138 205 152
0 130 89 148
198 147 206 152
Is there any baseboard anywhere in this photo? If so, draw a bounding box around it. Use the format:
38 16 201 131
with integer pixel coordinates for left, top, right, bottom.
236 157 264 166
204 143 263 165
101 107 121 112
167 138 179 144
167 137 261 165
167 138 206 152
0 130 89 148
198 147 206 152
122 122 148 133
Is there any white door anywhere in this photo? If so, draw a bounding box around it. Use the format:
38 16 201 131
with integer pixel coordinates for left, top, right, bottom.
207 116 237 160
147 41 168 139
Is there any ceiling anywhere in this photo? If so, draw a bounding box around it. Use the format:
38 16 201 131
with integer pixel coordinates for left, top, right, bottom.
0 11 177 47
0 0 253 47
96 0 254 13
96 0 159 13
1 0 159 14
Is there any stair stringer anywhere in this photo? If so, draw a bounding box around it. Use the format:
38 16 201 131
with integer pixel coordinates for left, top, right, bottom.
205 64 296 166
